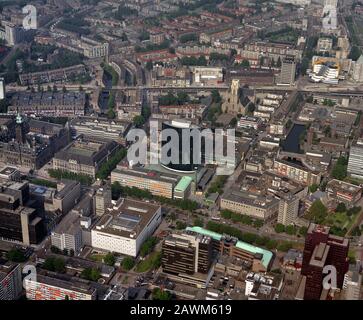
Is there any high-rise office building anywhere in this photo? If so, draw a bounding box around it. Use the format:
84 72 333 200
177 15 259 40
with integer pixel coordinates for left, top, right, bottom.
342 263 362 300
0 181 46 245
347 139 363 179
0 78 5 100
161 120 201 173
277 194 299 226
94 184 112 217
301 224 349 300
162 231 213 275
277 56 296 86
0 263 22 300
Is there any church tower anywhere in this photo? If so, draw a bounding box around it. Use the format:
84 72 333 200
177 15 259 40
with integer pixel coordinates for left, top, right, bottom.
15 113 26 144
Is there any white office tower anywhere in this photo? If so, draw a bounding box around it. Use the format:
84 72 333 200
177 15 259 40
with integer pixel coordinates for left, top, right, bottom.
352 55 363 82
278 195 299 226
342 264 362 300
322 0 338 31
277 56 296 86
347 139 363 179
0 78 4 100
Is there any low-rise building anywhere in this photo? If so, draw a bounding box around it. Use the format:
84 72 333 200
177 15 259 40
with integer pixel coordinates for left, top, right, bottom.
238 116 262 130
192 67 223 85
19 65 87 86
221 190 279 220
326 179 362 205
9 92 86 117
53 138 119 178
111 165 180 199
245 271 283 300
69 117 131 145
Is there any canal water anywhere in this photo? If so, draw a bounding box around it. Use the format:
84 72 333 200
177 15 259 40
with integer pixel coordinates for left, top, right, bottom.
282 124 306 153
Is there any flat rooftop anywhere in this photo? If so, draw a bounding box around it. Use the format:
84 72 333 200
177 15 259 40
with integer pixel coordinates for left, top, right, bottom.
32 274 96 295
93 198 160 239
222 190 279 209
175 176 192 193
186 226 273 269
310 243 330 268
0 167 18 176
113 165 181 185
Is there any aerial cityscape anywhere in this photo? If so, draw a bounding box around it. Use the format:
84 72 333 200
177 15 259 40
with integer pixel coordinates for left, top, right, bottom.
1 0 363 304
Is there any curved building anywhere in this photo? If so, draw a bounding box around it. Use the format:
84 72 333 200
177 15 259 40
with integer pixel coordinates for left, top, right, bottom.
310 60 339 84
161 120 202 173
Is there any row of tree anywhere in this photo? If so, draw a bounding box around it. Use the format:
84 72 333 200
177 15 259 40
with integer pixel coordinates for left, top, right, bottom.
206 221 295 252
111 182 199 211
96 148 127 180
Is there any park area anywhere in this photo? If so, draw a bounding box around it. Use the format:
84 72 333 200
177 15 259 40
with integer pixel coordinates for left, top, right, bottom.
324 210 359 232
305 200 362 237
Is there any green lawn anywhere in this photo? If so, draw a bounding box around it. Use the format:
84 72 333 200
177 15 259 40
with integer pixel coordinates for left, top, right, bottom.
89 254 106 262
135 251 161 273
323 210 359 232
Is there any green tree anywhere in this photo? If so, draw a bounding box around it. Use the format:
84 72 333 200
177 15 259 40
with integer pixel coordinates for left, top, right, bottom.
152 288 172 300
309 184 319 193
277 242 293 252
104 253 116 266
96 148 127 180
306 200 328 224
81 267 101 281
50 246 61 254
146 61 153 71
6 249 26 262
275 224 285 233
53 258 66 273
43 257 66 273
140 237 158 257
111 181 122 200
335 202 347 213
331 157 348 180
193 217 204 227
266 239 278 250
121 257 135 270
285 225 297 235
176 220 187 230
211 89 222 103
107 108 116 119
133 115 145 128
348 45 361 61
299 226 308 236
241 59 250 68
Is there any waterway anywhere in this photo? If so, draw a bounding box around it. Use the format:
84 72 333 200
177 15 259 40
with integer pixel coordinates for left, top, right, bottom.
282 124 306 153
